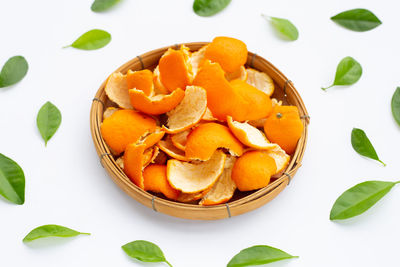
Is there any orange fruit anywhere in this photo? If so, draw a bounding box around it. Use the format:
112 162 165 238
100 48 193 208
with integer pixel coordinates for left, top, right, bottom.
199 156 237 206
167 150 226 193
226 116 277 150
143 164 180 200
129 88 185 115
159 48 191 92
229 79 273 121
185 122 243 161
163 86 207 134
123 143 147 188
104 72 133 109
264 106 303 154
231 150 277 191
126 69 154 96
101 110 156 155
204 36 247 73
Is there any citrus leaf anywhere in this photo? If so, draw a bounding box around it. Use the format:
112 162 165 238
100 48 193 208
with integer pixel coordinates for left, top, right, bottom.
36 101 62 146
23 225 90 242
351 128 385 166
65 29 111 50
193 0 231 17
322 56 362 90
331 8 382 32
91 0 120 12
262 14 299 41
391 87 400 127
0 153 25 205
0 56 28 88
330 180 399 220
227 245 298 267
122 240 173 267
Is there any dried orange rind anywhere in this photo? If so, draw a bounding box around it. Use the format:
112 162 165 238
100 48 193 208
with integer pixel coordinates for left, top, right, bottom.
171 129 190 151
142 146 160 167
143 164 180 200
167 150 226 193
266 146 290 177
247 99 282 128
153 66 169 95
104 72 133 109
129 88 185 115
202 108 218 121
227 116 278 150
157 137 190 161
177 188 211 203
101 110 156 155
103 107 119 119
200 156 237 206
185 123 243 161
204 36 247 73
188 45 207 78
159 47 192 92
153 150 168 165
123 143 147 188
246 68 274 96
231 150 277 191
163 86 207 134
225 66 247 82
138 129 165 149
127 69 154 96
115 157 124 169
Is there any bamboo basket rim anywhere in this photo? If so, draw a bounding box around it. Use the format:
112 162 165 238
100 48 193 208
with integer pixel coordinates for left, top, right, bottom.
90 42 309 220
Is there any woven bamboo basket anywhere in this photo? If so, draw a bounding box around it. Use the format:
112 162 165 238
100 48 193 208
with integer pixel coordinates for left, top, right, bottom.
90 42 309 220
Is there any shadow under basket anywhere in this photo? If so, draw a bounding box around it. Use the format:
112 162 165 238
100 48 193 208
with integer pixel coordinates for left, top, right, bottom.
90 42 310 220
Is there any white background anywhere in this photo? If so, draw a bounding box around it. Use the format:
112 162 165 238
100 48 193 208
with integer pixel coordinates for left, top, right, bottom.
1 0 400 266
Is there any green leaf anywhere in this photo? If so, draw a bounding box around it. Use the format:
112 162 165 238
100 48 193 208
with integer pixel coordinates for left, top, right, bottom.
331 8 382 32
23 225 90 242
262 14 299 41
0 56 28 88
193 0 231 17
0 153 25 205
391 87 400 127
36 101 62 146
351 128 385 166
322 56 362 90
330 180 399 220
91 0 120 12
65 29 111 50
227 245 298 267
122 240 173 267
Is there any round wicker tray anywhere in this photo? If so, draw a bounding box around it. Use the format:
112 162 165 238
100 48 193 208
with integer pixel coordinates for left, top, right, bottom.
90 42 309 220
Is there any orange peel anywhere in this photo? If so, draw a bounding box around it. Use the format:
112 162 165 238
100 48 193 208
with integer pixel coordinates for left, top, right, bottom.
177 189 211 203
246 68 275 96
103 107 119 119
204 36 247 73
143 164 180 200
138 129 165 149
163 86 207 134
167 150 226 193
129 88 185 115
153 66 169 95
266 146 290 177
126 69 154 96
188 45 207 78
104 72 133 109
123 143 147 189
227 116 278 150
171 129 190 151
202 108 218 121
231 150 277 191
157 137 189 161
200 156 237 206
226 66 247 81
100 110 156 155
159 48 191 92
185 122 243 161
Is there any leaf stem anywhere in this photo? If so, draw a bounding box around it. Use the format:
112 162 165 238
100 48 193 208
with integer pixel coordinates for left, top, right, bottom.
80 232 91 235
62 45 71 49
321 84 334 91
378 159 386 166
165 260 173 267
394 181 400 185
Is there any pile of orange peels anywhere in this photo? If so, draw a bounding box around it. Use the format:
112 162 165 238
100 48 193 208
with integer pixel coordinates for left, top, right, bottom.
100 37 303 205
